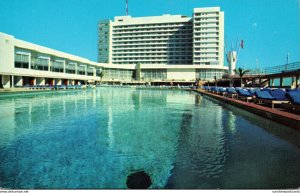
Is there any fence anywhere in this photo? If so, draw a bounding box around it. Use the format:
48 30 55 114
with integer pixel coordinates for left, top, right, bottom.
244 62 300 75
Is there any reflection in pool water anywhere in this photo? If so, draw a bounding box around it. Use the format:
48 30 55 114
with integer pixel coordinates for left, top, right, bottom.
0 88 300 189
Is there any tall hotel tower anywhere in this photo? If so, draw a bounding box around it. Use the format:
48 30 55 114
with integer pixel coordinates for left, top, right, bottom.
98 7 224 66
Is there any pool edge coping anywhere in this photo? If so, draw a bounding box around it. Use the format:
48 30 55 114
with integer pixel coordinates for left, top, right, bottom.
193 89 300 131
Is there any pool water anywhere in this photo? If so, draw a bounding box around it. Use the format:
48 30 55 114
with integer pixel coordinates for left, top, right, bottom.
0 87 300 189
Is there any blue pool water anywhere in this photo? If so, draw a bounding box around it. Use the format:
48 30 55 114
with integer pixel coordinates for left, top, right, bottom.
0 87 300 189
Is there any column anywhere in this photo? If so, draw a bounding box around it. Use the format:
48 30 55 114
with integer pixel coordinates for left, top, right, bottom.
48 58 51 71
279 77 283 87
29 53 32 70
11 75 14 88
63 61 66 73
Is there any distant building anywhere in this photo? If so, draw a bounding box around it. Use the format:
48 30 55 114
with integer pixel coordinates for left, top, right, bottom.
98 7 224 66
0 8 227 88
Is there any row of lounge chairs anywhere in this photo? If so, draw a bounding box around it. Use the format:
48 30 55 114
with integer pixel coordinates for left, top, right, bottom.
26 84 83 90
202 86 300 110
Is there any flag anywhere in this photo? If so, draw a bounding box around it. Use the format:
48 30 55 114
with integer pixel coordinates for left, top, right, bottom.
240 40 244 49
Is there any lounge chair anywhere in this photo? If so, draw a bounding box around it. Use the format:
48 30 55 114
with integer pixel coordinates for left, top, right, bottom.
225 87 237 98
254 90 288 108
269 89 289 101
285 90 300 110
210 86 217 93
248 88 260 96
67 85 76 89
236 88 253 102
217 87 227 96
75 85 82 89
213 87 222 94
57 85 67 90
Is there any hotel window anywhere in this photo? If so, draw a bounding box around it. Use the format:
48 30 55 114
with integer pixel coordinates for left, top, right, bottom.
15 53 30 69
87 67 94 76
77 65 86 75
66 62 76 74
52 60 64 73
31 56 49 71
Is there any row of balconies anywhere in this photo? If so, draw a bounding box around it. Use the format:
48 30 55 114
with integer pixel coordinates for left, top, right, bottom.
112 26 191 33
112 53 193 58
194 26 219 30
194 12 220 16
112 28 192 35
112 40 192 46
112 46 192 51
194 23 219 27
194 37 219 41
194 40 219 44
193 45 219 49
112 50 193 54
112 42 192 48
194 51 219 55
194 22 219 28
194 29 219 33
113 57 192 62
113 23 192 30
193 57 219 61
194 42 219 46
112 60 193 64
112 36 192 43
194 18 219 23
112 31 192 38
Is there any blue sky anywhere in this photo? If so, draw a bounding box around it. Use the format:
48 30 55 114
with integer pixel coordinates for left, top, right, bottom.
0 0 299 69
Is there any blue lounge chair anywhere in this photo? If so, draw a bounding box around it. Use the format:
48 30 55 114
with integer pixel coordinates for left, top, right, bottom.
255 90 274 100
67 85 76 89
218 87 227 96
75 85 82 89
210 86 217 93
226 87 237 98
286 90 300 105
269 89 288 101
206 86 211 92
57 85 67 90
248 88 260 96
237 88 253 102
261 88 273 92
255 90 289 108
283 90 300 110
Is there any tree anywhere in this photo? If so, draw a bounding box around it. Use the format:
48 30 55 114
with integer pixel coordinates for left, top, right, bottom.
234 68 250 87
99 70 104 83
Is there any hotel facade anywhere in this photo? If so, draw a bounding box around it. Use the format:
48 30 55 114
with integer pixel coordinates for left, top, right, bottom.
0 7 228 89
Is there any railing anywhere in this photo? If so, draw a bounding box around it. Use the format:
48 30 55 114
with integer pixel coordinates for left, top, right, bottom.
240 62 300 75
263 62 300 75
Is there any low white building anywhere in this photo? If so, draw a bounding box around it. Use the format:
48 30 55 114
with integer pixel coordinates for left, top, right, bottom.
0 32 228 89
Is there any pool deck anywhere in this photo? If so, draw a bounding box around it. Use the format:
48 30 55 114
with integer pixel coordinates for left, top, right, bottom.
193 89 300 131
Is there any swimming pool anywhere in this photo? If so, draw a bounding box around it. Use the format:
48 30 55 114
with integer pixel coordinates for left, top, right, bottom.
0 87 300 189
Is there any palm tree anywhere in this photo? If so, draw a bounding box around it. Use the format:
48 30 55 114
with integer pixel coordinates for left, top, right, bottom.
99 71 104 84
234 68 250 87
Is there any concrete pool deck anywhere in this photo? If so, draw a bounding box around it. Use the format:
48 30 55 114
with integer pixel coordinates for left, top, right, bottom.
193 89 300 131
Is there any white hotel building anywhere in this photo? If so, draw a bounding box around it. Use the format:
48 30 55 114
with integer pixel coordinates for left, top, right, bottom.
0 7 227 89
